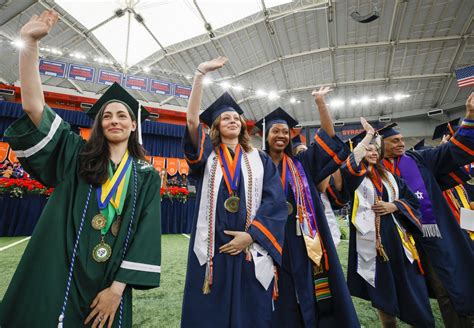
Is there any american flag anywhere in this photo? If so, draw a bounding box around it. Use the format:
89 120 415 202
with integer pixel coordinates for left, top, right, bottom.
455 65 474 88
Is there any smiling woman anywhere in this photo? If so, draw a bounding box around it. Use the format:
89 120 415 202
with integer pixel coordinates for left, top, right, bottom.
0 10 162 328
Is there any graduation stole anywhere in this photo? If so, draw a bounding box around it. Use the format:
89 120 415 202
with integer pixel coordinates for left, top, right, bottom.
96 151 132 234
217 144 242 197
383 155 441 238
368 169 389 262
285 155 328 270
353 171 422 286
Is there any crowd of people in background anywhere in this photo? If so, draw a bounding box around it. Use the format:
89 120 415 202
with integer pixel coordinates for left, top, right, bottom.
0 160 25 179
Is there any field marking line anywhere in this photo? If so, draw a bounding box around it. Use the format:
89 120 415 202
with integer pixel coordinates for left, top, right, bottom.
0 237 31 252
181 234 190 239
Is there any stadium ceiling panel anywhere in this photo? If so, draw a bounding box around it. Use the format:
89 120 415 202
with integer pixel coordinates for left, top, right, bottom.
0 0 472 123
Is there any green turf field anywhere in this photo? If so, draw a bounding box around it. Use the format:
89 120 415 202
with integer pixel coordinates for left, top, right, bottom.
0 235 443 327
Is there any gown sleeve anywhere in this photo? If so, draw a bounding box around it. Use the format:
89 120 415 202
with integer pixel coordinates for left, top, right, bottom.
297 128 349 185
418 119 474 175
247 151 287 265
181 123 213 175
392 175 423 236
339 152 368 196
4 105 84 187
436 166 471 191
115 168 162 289
326 175 350 209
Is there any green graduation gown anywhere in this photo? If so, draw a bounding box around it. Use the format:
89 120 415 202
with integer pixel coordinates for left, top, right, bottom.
0 106 162 327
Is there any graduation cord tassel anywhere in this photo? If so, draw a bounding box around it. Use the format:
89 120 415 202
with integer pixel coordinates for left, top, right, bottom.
272 266 279 300
375 196 389 262
58 185 92 328
203 158 217 295
243 152 254 262
118 161 138 328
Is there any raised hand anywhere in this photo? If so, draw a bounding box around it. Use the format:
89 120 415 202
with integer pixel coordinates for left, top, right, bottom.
361 117 375 135
197 56 228 74
20 10 59 43
466 92 474 113
311 86 333 102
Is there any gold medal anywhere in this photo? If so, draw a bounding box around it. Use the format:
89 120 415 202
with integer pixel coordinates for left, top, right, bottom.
92 238 112 262
111 216 122 237
287 201 293 215
91 214 107 230
224 196 240 213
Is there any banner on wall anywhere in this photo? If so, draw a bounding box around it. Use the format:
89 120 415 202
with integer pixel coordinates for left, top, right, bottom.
174 85 192 99
98 69 123 86
166 158 179 176
0 142 9 163
125 75 148 92
79 127 91 141
334 121 383 140
178 159 189 175
39 59 67 78
67 64 95 82
153 156 166 172
8 149 18 163
145 155 153 164
149 79 172 95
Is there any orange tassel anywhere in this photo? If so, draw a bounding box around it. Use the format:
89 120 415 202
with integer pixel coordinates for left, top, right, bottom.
272 267 279 300
417 259 425 275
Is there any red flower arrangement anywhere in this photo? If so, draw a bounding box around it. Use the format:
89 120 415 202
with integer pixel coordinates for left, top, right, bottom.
160 185 190 203
0 177 54 198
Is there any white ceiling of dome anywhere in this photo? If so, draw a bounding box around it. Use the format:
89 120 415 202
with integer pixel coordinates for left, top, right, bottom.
56 0 292 67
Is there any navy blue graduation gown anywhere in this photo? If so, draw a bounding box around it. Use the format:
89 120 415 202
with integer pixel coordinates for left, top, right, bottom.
180 125 287 328
340 154 434 327
383 128 474 316
271 130 359 328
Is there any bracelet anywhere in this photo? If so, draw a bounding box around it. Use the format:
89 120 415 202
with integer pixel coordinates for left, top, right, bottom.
195 68 206 76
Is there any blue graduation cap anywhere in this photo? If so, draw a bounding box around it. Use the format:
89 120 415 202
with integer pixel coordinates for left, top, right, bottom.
199 92 243 127
292 135 304 147
412 139 431 151
255 107 299 132
376 123 400 138
432 118 460 140
87 82 149 121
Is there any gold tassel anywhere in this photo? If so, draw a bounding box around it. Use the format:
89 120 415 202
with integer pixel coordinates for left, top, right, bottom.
202 278 211 294
377 246 389 262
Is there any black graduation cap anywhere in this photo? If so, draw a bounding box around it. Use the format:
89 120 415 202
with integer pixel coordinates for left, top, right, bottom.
199 91 243 127
87 82 149 121
377 123 400 138
292 135 303 147
412 139 431 151
344 130 367 150
432 118 460 140
255 107 299 132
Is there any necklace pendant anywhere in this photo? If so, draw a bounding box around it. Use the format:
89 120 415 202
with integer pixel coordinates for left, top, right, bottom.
111 215 122 237
92 237 112 262
91 214 107 230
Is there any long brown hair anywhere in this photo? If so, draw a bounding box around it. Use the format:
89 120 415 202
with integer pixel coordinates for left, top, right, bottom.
79 104 146 185
209 115 252 153
363 141 389 182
